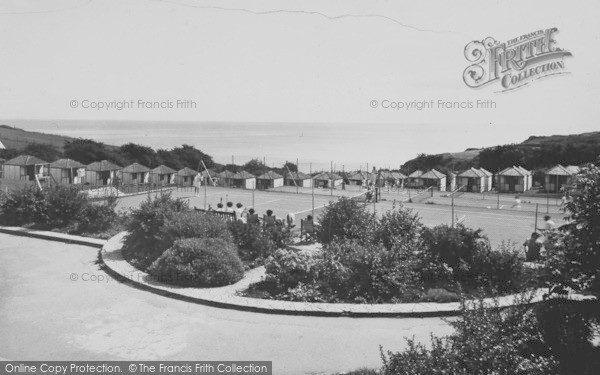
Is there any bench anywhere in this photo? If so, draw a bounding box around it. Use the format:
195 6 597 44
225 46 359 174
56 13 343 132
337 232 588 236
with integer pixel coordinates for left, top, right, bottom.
194 208 237 222
300 219 316 242
263 215 277 228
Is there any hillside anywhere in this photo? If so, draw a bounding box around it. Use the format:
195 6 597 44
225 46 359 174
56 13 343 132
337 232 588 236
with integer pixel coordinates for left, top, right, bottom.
401 131 600 174
0 124 75 151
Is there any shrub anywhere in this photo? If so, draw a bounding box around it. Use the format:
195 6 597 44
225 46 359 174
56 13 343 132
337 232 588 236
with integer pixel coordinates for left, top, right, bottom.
322 240 424 303
159 211 233 249
374 203 422 250
316 197 375 245
0 186 48 225
44 185 88 227
544 162 600 296
122 193 189 270
264 248 319 292
77 197 118 232
421 224 487 271
469 241 525 294
228 220 292 261
380 296 559 375
147 237 244 287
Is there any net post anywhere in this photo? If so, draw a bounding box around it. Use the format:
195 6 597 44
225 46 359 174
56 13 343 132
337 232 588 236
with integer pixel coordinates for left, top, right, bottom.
535 203 539 231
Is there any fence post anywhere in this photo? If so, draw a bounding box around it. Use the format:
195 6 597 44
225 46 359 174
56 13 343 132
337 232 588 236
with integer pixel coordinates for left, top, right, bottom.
546 195 550 213
535 203 539 231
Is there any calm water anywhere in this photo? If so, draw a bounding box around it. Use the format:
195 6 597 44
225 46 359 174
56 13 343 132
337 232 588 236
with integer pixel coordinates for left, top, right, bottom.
5 120 479 172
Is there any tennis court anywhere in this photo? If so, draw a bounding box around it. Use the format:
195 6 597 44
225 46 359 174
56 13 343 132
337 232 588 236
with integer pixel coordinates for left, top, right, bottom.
113 186 564 248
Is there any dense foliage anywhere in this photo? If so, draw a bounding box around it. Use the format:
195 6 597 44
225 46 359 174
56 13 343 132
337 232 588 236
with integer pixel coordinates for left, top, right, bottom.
544 161 600 296
148 237 244 287
0 185 117 231
316 197 375 245
253 200 527 303
228 220 292 261
380 297 600 375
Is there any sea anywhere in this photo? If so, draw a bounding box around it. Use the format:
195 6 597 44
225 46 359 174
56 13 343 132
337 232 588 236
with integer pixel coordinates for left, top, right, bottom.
3 119 483 172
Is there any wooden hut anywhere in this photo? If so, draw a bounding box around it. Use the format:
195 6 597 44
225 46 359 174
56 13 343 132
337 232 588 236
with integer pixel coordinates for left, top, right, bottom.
347 171 371 186
420 169 447 191
380 170 406 187
284 171 313 188
232 171 256 189
407 170 424 188
457 167 493 192
218 170 236 187
2 155 50 182
313 172 343 188
256 171 284 189
151 165 177 186
121 163 150 185
0 158 5 179
177 167 198 187
496 166 532 193
49 159 86 185
544 164 580 193
86 160 121 186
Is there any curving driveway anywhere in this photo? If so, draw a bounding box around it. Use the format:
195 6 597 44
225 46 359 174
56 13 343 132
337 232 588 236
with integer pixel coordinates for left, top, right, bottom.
0 233 453 374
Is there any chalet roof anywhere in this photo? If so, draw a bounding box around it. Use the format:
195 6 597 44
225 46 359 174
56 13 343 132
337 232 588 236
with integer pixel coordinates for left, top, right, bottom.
421 169 446 179
0 139 5 150
87 160 121 172
347 171 371 180
5 155 48 166
151 165 177 175
498 166 531 177
479 168 493 176
233 170 256 179
177 167 199 177
256 171 283 180
285 171 311 180
565 165 580 174
122 163 150 173
391 171 407 179
408 170 424 178
218 170 236 178
50 158 86 169
545 164 572 176
458 167 486 178
313 172 343 181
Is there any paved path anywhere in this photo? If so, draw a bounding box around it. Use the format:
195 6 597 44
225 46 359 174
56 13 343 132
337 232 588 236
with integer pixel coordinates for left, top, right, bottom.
0 233 453 374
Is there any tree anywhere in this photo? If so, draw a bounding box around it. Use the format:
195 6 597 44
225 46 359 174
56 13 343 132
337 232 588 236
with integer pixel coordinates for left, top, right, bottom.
243 158 268 175
22 143 62 162
170 144 214 170
64 138 122 165
119 143 157 167
545 160 600 296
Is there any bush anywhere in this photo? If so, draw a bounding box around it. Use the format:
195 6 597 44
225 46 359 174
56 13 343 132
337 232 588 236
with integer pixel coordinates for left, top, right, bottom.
322 240 424 303
421 224 487 271
316 197 375 245
264 248 320 292
374 203 422 250
44 185 88 227
228 220 292 261
77 197 118 232
469 241 525 294
0 186 48 225
160 211 233 249
148 237 244 287
381 296 560 375
544 162 600 296
122 193 189 270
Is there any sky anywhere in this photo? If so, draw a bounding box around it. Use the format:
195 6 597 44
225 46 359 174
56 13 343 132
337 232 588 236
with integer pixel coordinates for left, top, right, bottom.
0 0 598 167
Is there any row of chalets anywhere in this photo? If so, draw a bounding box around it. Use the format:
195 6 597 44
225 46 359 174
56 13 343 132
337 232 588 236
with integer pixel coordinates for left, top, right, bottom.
0 154 582 193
